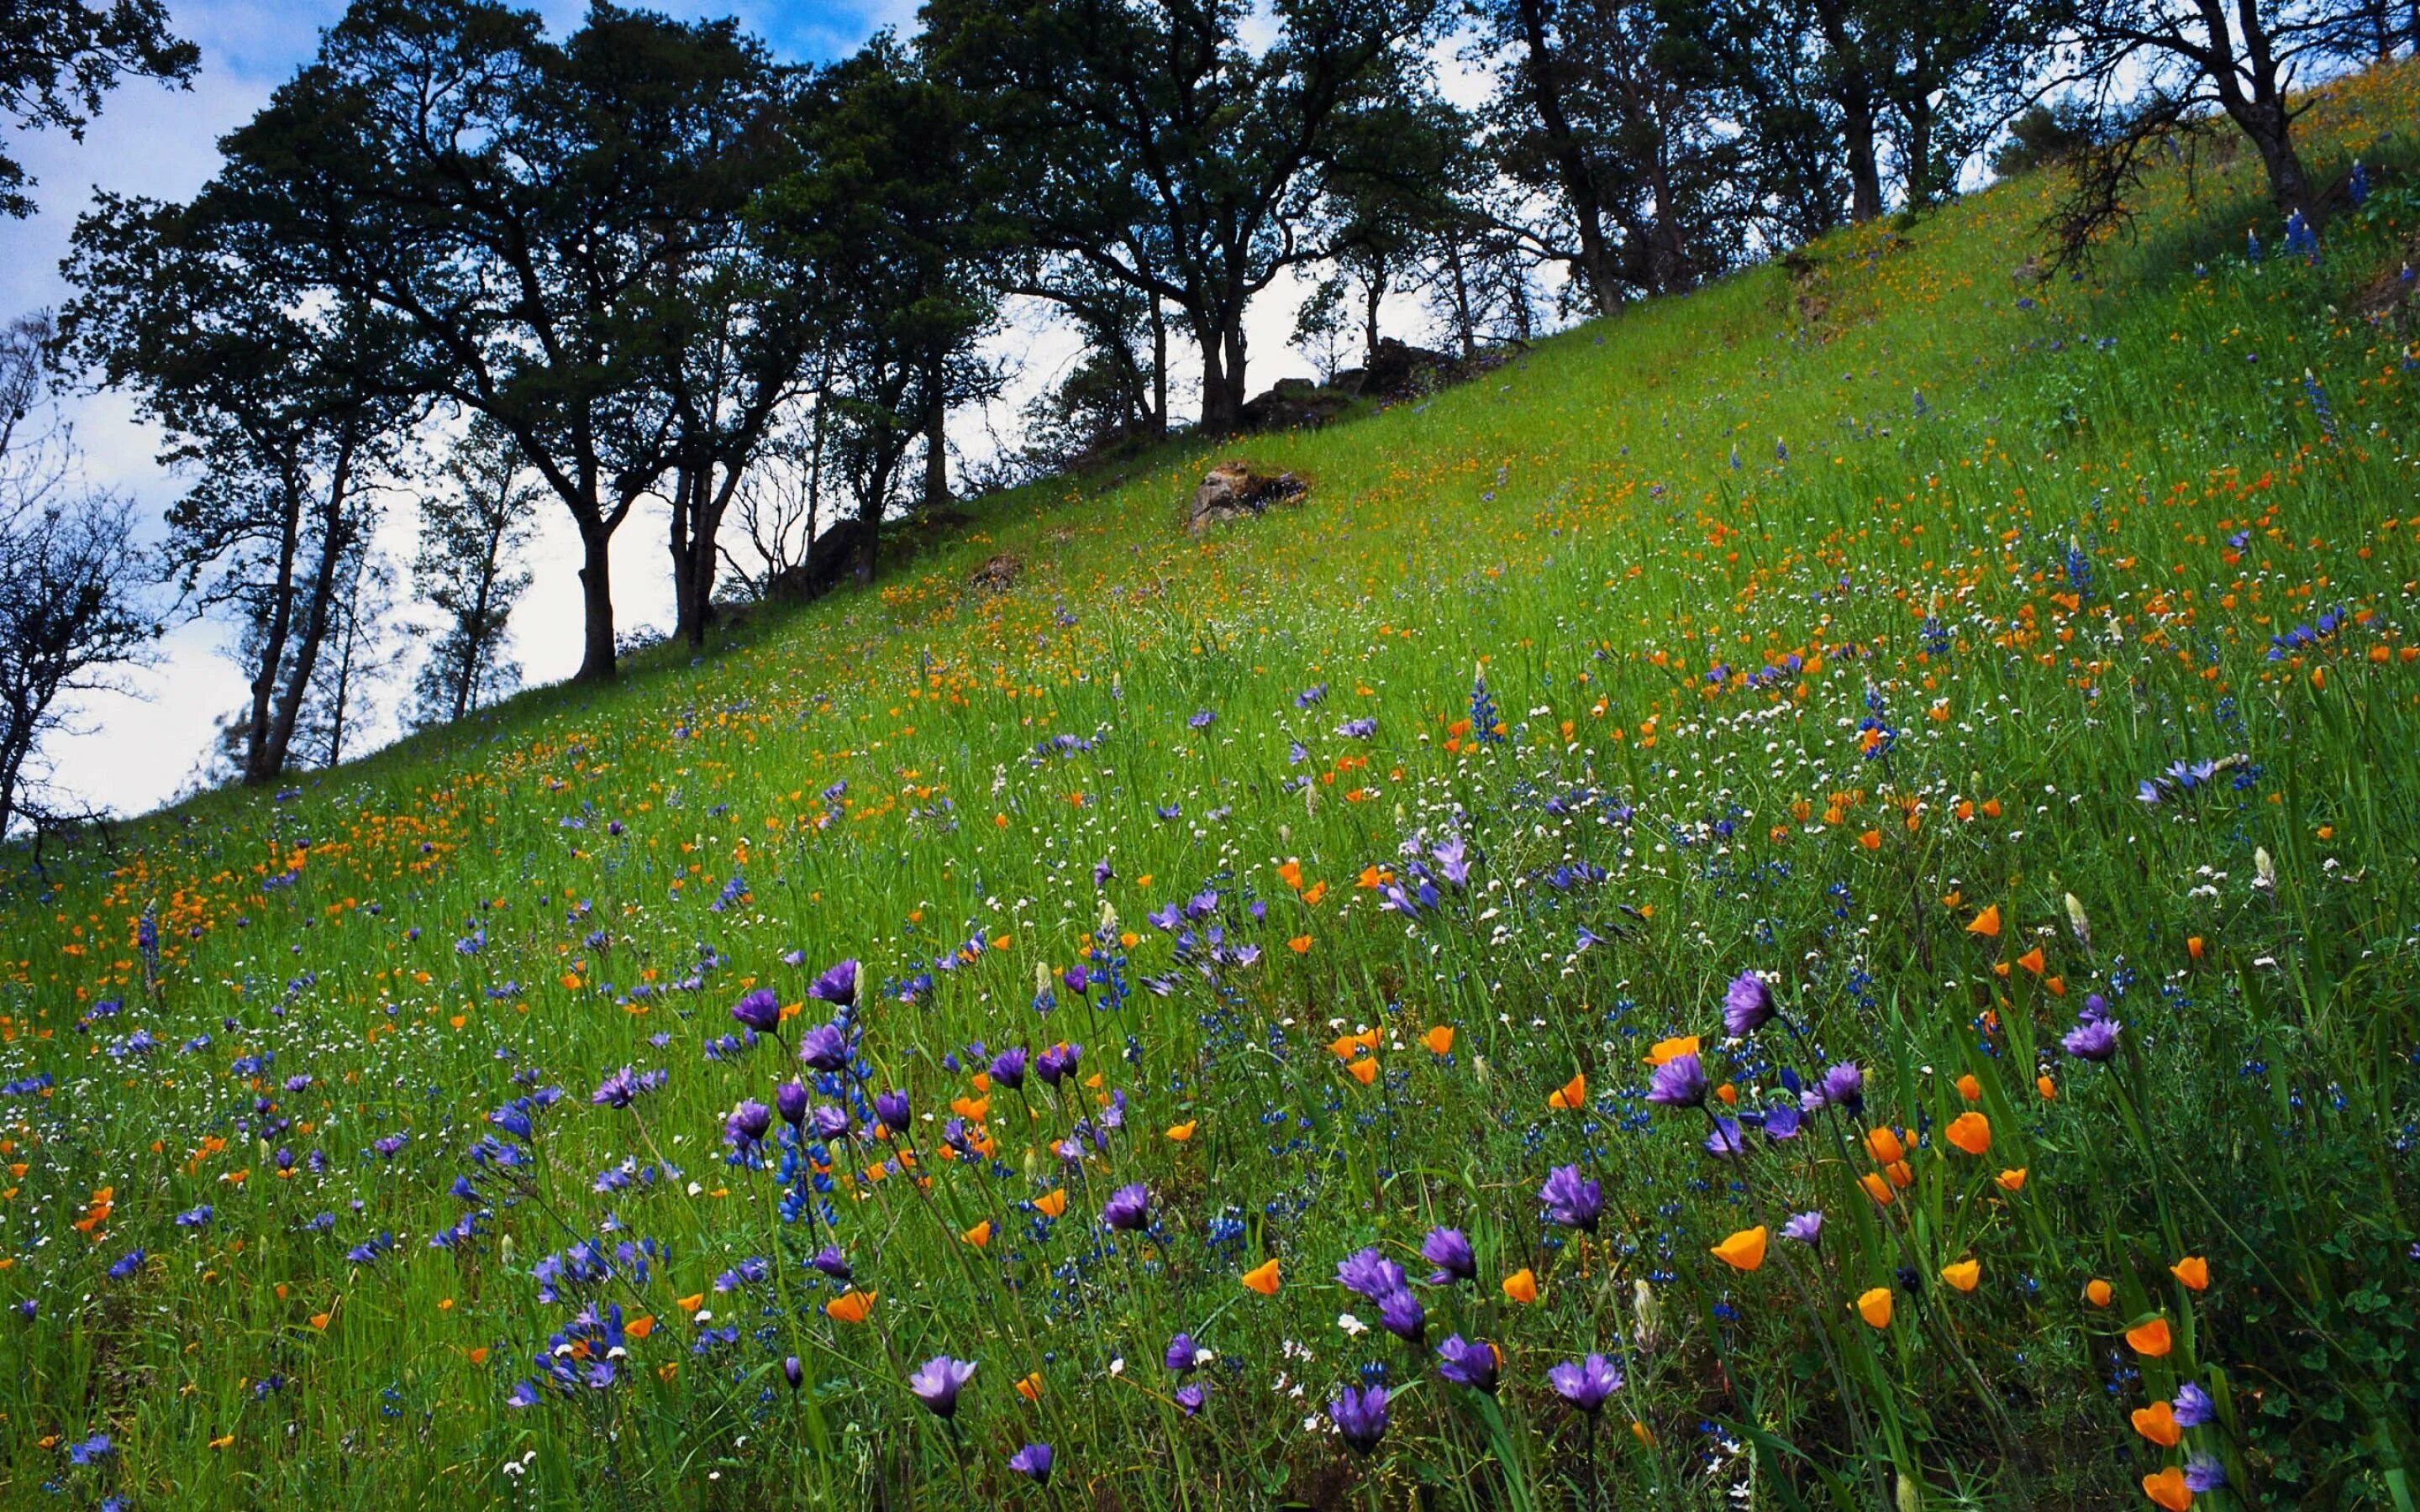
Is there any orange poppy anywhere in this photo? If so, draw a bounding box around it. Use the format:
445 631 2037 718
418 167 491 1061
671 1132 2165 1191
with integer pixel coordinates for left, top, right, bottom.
962 1221 993 1247
1034 1189 1068 1217
1549 1073 1587 1110
1241 1259 1281 1295
1996 1168 2028 1192
1643 1035 1700 1067
676 1293 705 1313
1711 1226 1769 1272
1345 1058 1379 1085
1940 1259 1981 1293
1859 1172 1896 1205
2170 1256 2209 1291
2015 947 2047 975
2142 1467 2193 1511
1015 1371 1044 1402
2131 1400 2181 1447
825 1289 876 1323
1423 1026 1455 1054
2085 1278 2113 1307
1967 905 2002 937
1945 1112 1991 1155
1857 1287 1894 1327
1955 1074 1982 1102
1502 1268 1539 1303
2126 1316 2173 1357
625 1315 655 1339
1165 1121 1197 1142
1865 1126 1906 1164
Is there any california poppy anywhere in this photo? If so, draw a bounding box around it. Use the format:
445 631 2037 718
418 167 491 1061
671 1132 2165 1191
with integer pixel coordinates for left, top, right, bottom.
1549 1073 1586 1110
962 1220 993 1247
2170 1256 2209 1291
2085 1278 2113 1307
1711 1226 1769 1272
2126 1316 2174 1357
1859 1172 1896 1205
1034 1189 1068 1217
2142 1467 2193 1510
1967 905 2002 937
1241 1259 1281 1294
1955 1074 1982 1102
1423 1026 1455 1054
1165 1121 1197 1142
2131 1400 2181 1447
825 1290 876 1323
1502 1268 1539 1303
1996 1168 2028 1192
1945 1112 1991 1155
1865 1126 1906 1163
1940 1259 1981 1293
1856 1287 1894 1327
1346 1058 1379 1085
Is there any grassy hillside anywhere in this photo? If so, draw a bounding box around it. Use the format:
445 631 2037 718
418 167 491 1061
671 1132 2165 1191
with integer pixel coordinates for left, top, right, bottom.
6 61 2420 1512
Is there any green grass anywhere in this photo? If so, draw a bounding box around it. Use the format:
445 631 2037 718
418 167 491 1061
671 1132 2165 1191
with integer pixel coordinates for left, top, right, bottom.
5 62 2420 1512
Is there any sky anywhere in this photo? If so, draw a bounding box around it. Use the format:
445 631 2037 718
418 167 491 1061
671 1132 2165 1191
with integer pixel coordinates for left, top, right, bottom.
0 0 1171 820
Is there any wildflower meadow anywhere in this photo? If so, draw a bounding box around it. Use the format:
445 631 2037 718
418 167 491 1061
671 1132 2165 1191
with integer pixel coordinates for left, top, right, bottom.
8 60 2420 1512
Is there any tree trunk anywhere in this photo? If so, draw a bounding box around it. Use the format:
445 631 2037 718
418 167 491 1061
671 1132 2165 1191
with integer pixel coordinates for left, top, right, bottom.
1444 239 1476 358
1844 90 1884 221
1513 0 1623 316
854 440 894 587
1148 291 1169 438
923 354 950 509
669 460 702 648
242 479 303 787
576 518 618 681
1197 318 1241 433
1362 270 1384 366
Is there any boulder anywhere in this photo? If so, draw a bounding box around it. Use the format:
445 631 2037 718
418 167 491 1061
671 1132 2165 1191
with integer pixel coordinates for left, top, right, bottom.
1188 461 1307 533
1238 376 1353 432
1334 338 1459 401
764 517 865 603
970 551 1022 592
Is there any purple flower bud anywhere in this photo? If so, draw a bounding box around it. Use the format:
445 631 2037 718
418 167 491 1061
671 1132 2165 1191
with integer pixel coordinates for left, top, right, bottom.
776 1081 810 1126
1421 1226 1476 1284
797 1022 850 1072
1329 1384 1387 1453
874 1089 911 1132
1723 971 1776 1036
808 959 859 1007
1007 1442 1053 1483
1539 1164 1604 1232
1103 1183 1151 1231
1549 1353 1623 1413
1036 1042 1081 1087
731 988 781 1034
908 1355 976 1417
990 1046 1028 1089
1376 1288 1426 1342
1436 1334 1498 1391
1165 1333 1200 1373
1647 1052 1708 1108
723 1100 771 1148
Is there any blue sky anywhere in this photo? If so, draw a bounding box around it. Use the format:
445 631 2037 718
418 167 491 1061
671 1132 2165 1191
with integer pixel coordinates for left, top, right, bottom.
0 0 925 816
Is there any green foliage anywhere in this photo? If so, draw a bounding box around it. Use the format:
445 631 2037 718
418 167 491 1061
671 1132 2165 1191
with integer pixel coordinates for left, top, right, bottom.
5 54 2420 1512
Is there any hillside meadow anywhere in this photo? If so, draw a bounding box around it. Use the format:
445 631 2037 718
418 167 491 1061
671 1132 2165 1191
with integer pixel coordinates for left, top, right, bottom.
6 60 2420 1512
